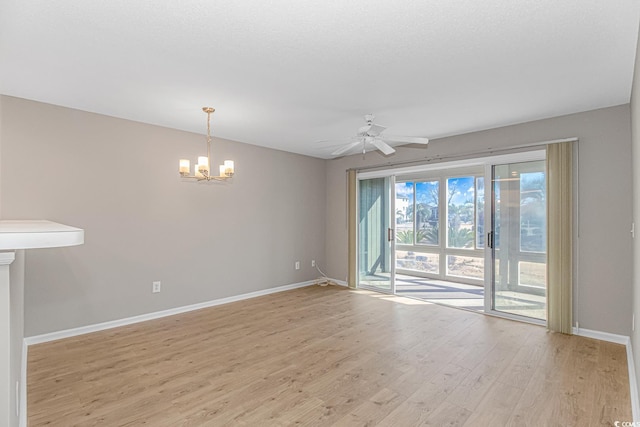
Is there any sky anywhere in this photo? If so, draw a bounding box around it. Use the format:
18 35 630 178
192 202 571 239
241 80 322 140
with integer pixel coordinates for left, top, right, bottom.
397 171 543 208
397 176 478 207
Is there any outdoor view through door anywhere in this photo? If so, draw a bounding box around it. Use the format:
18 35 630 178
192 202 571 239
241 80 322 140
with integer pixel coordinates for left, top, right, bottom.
491 161 547 320
357 156 548 322
394 167 487 311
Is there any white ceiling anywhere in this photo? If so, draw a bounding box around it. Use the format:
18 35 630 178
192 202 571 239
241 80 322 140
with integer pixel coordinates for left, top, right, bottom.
1 1 639 159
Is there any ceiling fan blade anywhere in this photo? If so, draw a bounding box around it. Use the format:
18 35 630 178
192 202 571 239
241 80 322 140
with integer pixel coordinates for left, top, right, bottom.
382 135 430 145
331 140 363 156
371 138 396 155
367 124 387 137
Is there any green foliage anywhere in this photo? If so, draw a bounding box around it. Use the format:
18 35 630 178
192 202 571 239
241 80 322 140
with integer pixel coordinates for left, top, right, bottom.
447 227 474 248
399 224 473 248
396 230 414 244
398 227 441 245
417 224 439 245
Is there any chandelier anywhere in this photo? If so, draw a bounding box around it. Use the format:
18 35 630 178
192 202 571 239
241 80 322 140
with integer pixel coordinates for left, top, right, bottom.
179 107 234 181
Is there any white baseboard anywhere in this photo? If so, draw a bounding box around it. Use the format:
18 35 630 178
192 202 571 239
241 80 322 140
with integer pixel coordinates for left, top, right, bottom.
626 340 640 422
25 280 318 345
329 278 348 287
572 327 630 345
572 327 639 420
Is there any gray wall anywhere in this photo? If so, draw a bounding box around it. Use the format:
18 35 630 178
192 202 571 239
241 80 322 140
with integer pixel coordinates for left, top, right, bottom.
1 95 633 338
0 95 326 336
630 18 640 407
0 96 3 216
325 105 633 336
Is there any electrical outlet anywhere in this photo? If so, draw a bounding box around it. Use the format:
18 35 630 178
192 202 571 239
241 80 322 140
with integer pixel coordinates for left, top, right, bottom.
311 260 316 267
152 281 161 293
295 261 300 270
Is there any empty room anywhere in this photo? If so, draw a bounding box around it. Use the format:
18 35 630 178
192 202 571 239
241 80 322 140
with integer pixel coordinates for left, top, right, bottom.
2 1 640 426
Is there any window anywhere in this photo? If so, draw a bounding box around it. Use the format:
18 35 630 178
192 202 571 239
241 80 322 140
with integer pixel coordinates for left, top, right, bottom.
446 176 475 249
519 171 546 253
416 181 439 245
395 182 414 244
395 168 484 284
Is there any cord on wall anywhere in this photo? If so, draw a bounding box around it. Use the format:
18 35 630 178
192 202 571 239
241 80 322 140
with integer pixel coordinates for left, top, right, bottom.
315 262 332 286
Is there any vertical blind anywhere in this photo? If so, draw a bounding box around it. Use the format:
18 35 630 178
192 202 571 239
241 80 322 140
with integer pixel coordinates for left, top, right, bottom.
546 141 574 334
347 170 357 288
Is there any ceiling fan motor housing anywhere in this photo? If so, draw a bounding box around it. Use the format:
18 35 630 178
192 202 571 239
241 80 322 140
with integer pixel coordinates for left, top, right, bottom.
357 125 372 136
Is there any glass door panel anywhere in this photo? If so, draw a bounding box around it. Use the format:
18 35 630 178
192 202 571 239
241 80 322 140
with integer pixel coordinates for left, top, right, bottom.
491 161 546 320
395 182 414 244
358 177 395 292
396 171 484 285
446 176 475 249
415 181 440 245
444 175 484 284
395 179 441 277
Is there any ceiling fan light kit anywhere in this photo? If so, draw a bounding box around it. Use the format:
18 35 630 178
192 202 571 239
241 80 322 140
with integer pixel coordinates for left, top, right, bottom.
179 107 235 181
328 114 429 158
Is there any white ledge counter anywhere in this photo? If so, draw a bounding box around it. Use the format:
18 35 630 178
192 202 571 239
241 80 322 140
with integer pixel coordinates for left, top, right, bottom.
0 220 84 250
0 220 84 426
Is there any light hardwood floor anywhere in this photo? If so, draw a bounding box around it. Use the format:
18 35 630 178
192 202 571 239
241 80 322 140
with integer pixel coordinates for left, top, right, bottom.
28 285 631 426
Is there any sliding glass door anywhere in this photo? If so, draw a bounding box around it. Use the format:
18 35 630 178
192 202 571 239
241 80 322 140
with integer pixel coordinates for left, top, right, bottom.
355 150 548 324
358 177 395 293
490 160 547 320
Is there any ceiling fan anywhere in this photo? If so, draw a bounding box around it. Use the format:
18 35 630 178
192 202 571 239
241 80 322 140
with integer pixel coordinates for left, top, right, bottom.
321 114 430 157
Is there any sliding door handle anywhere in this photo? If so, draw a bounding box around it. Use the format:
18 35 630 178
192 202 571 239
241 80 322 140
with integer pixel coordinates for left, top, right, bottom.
487 231 494 249
388 228 395 242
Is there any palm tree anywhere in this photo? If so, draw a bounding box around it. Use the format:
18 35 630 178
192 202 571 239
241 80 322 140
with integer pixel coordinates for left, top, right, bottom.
447 227 474 248
396 230 413 244
396 228 434 245
418 223 439 245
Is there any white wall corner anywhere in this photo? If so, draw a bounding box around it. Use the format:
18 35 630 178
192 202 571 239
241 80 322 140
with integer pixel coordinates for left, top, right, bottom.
19 340 26 427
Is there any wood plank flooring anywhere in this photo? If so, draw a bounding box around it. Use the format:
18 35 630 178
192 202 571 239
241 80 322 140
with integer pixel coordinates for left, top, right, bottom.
27 285 632 426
